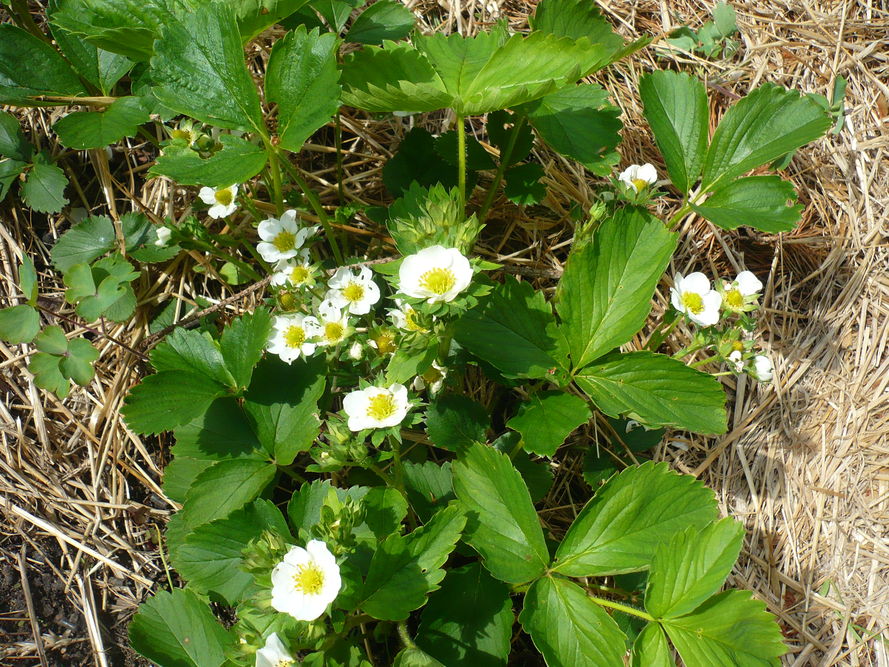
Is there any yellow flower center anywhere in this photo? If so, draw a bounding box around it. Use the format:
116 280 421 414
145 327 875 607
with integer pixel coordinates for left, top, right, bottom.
324 321 344 343
289 265 310 285
292 564 324 595
366 393 397 421
276 660 294 667
273 230 297 252
404 307 426 332
342 282 365 303
171 128 192 143
419 268 456 295
631 178 649 192
731 341 744 352
681 291 705 314
373 332 397 355
724 288 744 309
284 325 306 348
214 188 233 206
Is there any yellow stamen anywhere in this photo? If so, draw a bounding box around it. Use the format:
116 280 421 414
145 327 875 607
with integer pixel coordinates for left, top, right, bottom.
404 307 425 332
366 393 397 421
372 332 397 355
324 321 344 343
681 292 705 314
284 325 306 348
289 265 310 285
214 188 233 206
273 231 296 252
419 268 456 295
724 289 744 309
631 178 649 192
342 282 365 303
292 564 324 595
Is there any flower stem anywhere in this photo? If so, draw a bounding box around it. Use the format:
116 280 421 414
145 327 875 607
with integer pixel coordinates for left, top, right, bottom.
456 114 467 212
397 622 417 650
667 202 692 229
477 116 526 222
264 141 285 217
587 594 655 622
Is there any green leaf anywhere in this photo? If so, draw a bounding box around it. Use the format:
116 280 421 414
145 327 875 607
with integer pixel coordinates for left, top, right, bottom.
393 648 444 667
504 163 546 206
122 371 228 434
417 562 513 666
402 461 455 524
529 0 624 56
507 390 591 457
20 256 38 304
691 175 802 233
219 308 272 390
425 394 489 452
53 97 149 150
244 356 326 464
701 84 831 191
63 255 139 322
662 590 787 666
150 134 268 188
487 110 534 167
0 158 26 202
713 2 738 36
0 24 86 104
434 131 496 172
0 306 40 344
61 338 100 385
29 351 70 397
313 0 366 32
452 442 548 584
346 0 416 45
129 588 233 667
359 504 466 620
34 325 69 355
639 71 709 193
180 458 276 530
631 623 673 667
454 276 563 380
51 215 117 272
0 111 32 161
49 21 134 95
383 128 459 196
645 518 745 619
552 461 719 577
266 26 340 152
519 84 622 176
519 576 626 667
174 499 289 604
150 327 233 386
21 159 69 214
150 4 264 132
235 0 314 43
575 351 728 434
557 207 677 369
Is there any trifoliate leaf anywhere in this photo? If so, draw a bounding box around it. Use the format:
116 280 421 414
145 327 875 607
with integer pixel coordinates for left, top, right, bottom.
63 255 139 322
266 26 341 152
28 352 70 397
452 442 549 584
346 0 416 45
21 158 69 214
0 111 32 161
59 338 99 386
529 0 624 57
691 175 802 233
519 576 626 667
575 351 728 434
507 390 591 457
0 24 87 104
0 305 40 345
150 134 268 188
552 461 718 577
504 162 546 205
53 97 149 149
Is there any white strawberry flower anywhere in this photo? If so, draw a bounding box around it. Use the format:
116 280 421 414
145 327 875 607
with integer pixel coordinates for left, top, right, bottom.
198 184 239 219
154 226 172 247
271 250 314 288
267 313 322 363
387 299 428 332
317 300 350 347
257 210 316 264
271 541 341 622
343 383 410 431
398 246 473 304
728 349 744 373
670 272 722 326
255 632 295 667
325 266 380 316
618 163 658 193
412 361 447 395
751 354 773 382
721 270 763 313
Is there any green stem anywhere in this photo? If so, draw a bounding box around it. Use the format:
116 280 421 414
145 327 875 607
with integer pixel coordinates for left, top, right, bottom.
335 112 345 206
186 237 262 281
477 116 525 222
672 341 705 359
266 148 285 216
456 114 467 212
645 317 679 351
397 622 417 650
588 594 655 622
667 202 692 229
276 151 344 265
388 435 407 496
690 355 718 368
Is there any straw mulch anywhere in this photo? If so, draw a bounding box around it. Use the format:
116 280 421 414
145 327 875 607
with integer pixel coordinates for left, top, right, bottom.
1 1 887 665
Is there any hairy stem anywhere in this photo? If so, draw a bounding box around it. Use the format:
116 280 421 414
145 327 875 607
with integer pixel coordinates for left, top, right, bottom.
587 594 655 622
456 114 467 211
477 116 526 222
397 622 417 650
264 143 285 216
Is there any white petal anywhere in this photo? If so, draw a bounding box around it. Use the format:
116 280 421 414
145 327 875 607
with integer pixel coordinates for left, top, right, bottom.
669 287 684 312
734 271 763 295
753 355 773 381
198 187 216 206
690 291 722 326
618 165 638 184
681 272 711 295
342 389 369 419
258 219 281 241
637 163 658 184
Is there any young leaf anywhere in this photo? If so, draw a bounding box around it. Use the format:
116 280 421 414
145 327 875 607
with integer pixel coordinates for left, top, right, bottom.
0 24 86 104
454 276 564 380
553 461 718 577
416 562 513 667
645 518 745 619
701 84 831 191
243 356 326 465
518 84 622 176
150 134 268 188
150 3 264 132
557 207 677 370
661 590 787 665
639 71 709 194
574 351 728 434
425 394 489 452
519 576 626 667
359 504 466 620
504 163 546 206
53 97 150 150
21 159 69 214
180 458 277 530
173 499 289 605
691 175 802 233
0 111 33 162
346 0 416 45
266 26 341 153
129 588 234 667
452 442 549 584
219 308 273 390
631 623 673 667
507 390 590 457
0 306 40 345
